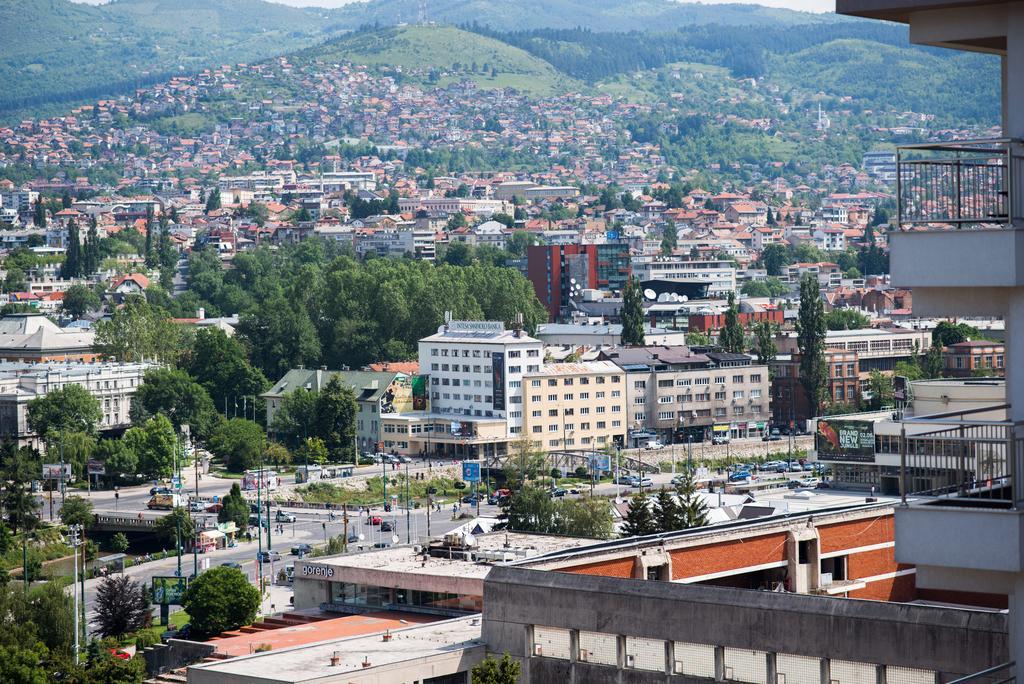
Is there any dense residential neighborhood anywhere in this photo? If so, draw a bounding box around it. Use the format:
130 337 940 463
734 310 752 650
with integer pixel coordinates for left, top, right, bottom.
0 0 1018 683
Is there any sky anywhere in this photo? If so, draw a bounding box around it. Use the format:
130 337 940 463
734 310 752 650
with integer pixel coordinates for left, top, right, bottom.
72 0 836 12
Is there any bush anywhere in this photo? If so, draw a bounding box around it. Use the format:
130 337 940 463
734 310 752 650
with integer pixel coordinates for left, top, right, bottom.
574 466 588 479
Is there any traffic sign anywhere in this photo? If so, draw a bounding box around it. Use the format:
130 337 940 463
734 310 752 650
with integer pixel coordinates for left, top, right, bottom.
462 461 481 483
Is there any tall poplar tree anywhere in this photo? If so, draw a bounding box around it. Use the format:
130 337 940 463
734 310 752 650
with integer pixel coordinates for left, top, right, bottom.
796 274 828 416
718 291 745 353
61 218 81 279
621 276 646 347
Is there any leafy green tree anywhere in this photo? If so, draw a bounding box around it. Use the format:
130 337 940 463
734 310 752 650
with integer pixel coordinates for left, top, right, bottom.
270 388 318 449
760 243 790 276
741 277 788 298
27 384 102 437
718 291 745 353
93 295 183 364
132 368 217 440
314 377 357 462
620 276 645 346
208 419 266 473
505 485 558 534
559 497 614 539
867 370 892 410
796 274 828 416
3 266 27 293
505 230 538 257
472 652 521 684
61 219 81 279
237 295 321 379
33 198 46 228
218 483 249 530
123 415 177 479
153 507 192 547
923 343 944 379
295 437 328 466
92 575 151 639
753 320 778 368
824 308 871 331
111 533 130 554
894 359 924 381
685 331 710 346
653 490 682 533
61 284 101 318
621 495 657 537
184 328 269 422
932 320 982 347
660 220 678 255
205 188 221 213
181 566 260 638
675 470 709 529
94 439 137 484
443 240 474 265
3 484 39 534
265 442 291 469
59 495 93 530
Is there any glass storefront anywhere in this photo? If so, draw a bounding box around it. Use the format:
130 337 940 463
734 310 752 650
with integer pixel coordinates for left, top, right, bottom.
328 582 482 614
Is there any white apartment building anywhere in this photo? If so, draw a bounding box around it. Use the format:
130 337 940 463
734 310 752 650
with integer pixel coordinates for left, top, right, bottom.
397 197 511 217
631 256 737 298
419 321 544 438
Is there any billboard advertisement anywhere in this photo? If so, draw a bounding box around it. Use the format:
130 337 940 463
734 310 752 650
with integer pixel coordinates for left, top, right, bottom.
152 576 188 605
491 352 506 411
411 375 428 411
816 419 876 463
42 463 73 480
462 461 481 483
86 459 105 476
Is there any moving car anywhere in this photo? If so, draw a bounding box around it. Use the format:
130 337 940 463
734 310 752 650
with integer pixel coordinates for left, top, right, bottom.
256 550 281 563
631 477 653 488
644 440 665 450
150 486 171 496
550 488 568 497
188 500 205 513
220 561 243 570
275 510 296 523
381 521 394 532
290 543 312 556
366 516 383 525
729 471 752 482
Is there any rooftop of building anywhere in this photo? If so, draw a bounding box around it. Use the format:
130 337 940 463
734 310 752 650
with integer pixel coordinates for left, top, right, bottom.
301 531 601 580
188 616 483 682
420 321 539 345
263 368 407 401
523 360 622 377
0 313 95 351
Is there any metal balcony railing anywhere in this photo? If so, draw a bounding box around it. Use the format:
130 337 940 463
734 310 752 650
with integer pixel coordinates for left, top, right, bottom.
949 662 1015 684
897 139 1024 228
898 406 1024 508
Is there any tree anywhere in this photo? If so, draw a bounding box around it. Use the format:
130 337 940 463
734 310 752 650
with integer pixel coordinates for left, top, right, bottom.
59 495 93 531
922 343 944 379
505 485 558 534
218 483 249 530
123 415 177 479
61 219 81 279
675 470 709 529
33 198 46 228
236 295 321 379
660 220 678 255
932 320 982 347
133 368 217 440
295 437 328 466
506 230 538 257
94 439 137 484
824 308 871 331
620 276 645 346
472 653 521 684
82 217 101 276
111 532 130 554
270 389 318 449
796 274 828 416
685 331 710 346
621 495 657 537
443 240 473 266
3 266 27 293
61 284 101 318
867 370 893 410
265 442 291 469
753 320 778 368
741 277 788 298
181 566 260 638
314 376 357 462
653 490 682 533
93 295 183 364
718 291 745 353
205 188 221 213
27 384 102 437
208 419 266 473
760 243 790 276
184 328 269 422
92 575 151 639
559 497 614 539
153 507 192 547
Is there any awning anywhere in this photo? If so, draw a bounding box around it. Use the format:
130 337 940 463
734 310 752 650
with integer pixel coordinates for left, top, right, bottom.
200 530 225 540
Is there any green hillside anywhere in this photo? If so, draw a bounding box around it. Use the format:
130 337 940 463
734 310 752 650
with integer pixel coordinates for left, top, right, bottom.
306 25 579 96
0 0 345 112
329 0 835 31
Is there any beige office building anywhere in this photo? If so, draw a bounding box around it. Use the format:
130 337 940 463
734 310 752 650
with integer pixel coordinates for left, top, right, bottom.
522 361 627 452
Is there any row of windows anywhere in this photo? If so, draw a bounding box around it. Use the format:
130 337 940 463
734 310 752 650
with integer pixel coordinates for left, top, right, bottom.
431 376 493 388
431 347 540 358
532 375 621 387
637 406 763 422
533 420 622 434
637 374 762 389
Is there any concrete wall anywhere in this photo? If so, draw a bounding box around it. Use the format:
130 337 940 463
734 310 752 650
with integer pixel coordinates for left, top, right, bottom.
483 566 1007 682
144 639 217 677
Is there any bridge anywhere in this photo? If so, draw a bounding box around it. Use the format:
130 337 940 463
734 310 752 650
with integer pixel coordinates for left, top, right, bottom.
482 450 660 476
91 510 167 533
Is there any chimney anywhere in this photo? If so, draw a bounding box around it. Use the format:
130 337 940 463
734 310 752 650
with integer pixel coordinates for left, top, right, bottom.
329 652 341 667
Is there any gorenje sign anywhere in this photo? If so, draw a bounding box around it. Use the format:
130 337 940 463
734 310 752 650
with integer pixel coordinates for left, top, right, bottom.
301 564 336 578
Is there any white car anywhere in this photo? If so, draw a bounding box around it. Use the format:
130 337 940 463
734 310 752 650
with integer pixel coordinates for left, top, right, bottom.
644 441 665 450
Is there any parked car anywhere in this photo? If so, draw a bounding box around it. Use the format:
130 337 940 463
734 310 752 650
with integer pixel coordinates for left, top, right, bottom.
644 440 665 450
348 532 360 544
381 521 394 532
550 488 568 497
256 550 281 563
631 477 653 487
220 561 243 570
290 543 312 557
815 481 834 489
615 475 635 485
275 511 296 523
729 471 752 482
762 431 783 442
568 488 581 495
188 500 205 513
799 478 821 488
461 494 477 504
248 514 268 528
786 479 803 489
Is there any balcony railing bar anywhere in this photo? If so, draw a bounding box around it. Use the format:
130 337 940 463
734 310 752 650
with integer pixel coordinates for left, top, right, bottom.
948 661 1015 684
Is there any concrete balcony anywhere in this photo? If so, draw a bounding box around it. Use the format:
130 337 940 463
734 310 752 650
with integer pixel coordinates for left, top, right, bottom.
896 504 1024 573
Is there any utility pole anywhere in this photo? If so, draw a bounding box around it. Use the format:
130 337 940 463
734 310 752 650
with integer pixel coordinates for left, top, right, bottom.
193 520 199 578
70 524 81 665
405 462 411 544
257 461 263 598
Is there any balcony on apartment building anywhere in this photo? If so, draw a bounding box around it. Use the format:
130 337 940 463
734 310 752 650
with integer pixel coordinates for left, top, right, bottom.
888 139 1024 315
895 404 1024 577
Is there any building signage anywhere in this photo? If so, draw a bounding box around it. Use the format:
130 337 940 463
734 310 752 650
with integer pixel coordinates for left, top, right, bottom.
712 424 730 433
463 461 481 483
589 453 611 471
411 374 429 411
816 419 875 463
42 463 72 480
450 321 504 332
491 352 506 411
152 576 188 605
301 564 336 579
86 459 105 476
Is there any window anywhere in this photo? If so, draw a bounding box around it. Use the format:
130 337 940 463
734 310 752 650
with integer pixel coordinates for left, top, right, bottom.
695 377 710 385
527 365 540 372
431 349 439 356
531 380 541 387
473 365 481 373
579 392 589 399
611 405 621 412
658 379 674 388
565 424 575 431
508 350 521 358
510 380 521 389
732 375 744 383
658 396 673 404
563 408 574 416
634 397 646 405
509 366 521 374
733 391 744 399
581 422 590 430
431 363 438 371
532 395 541 402
563 378 574 386
715 391 726 401
634 380 647 389
548 394 558 401
580 407 590 415
611 390 621 398
533 426 542 433
548 379 558 387
597 421 606 429
549 409 558 417
714 376 726 384
751 389 761 399
658 411 674 420
548 424 558 432
596 376 606 384
634 412 646 421
595 391 605 398
596 406 606 414
750 374 762 383
563 393 574 402
715 407 727 417
527 349 540 357
676 378 691 386
579 377 589 385
532 410 542 417
612 420 622 427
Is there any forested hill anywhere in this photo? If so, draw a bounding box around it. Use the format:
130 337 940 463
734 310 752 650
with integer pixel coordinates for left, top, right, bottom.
0 0 347 113
328 0 836 31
